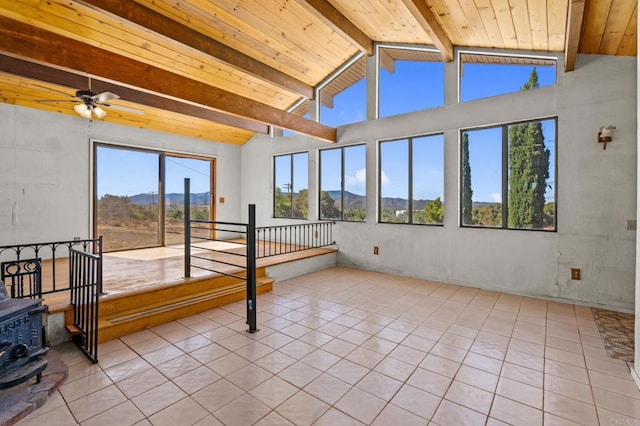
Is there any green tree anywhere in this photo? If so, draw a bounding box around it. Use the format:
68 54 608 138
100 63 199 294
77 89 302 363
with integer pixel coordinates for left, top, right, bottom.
320 191 340 219
292 189 308 219
424 197 444 224
274 186 291 217
508 68 550 229
462 133 473 225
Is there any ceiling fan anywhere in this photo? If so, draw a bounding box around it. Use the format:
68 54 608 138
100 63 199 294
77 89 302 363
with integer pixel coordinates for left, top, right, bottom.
34 81 144 119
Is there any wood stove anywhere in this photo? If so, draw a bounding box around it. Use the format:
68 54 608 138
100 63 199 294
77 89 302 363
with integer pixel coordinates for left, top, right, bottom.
0 282 48 389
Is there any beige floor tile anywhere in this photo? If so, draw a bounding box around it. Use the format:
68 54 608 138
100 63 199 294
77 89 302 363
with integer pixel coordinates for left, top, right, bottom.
81 401 144 426
119 329 157 346
115 368 168 399
585 356 630 378
545 359 589 384
253 350 297 373
505 348 543 372
253 411 294 426
322 338 358 357
249 376 299 408
545 347 586 368
373 357 416 382
445 380 493 414
500 362 543 387
278 340 317 359
543 412 583 425
59 370 113 403
470 340 507 360
212 393 271 426
490 395 543 426
388 345 427 366
346 346 385 368
279 360 323 387
142 345 185 366
156 354 201 379
589 370 640 398
68 385 127 422
390 384 441 419
226 363 273 390
327 359 370 385
314 408 364 425
298 330 333 347
352 320 385 335
131 381 187 417
98 347 141 370
173 365 221 394
65 360 102 385
356 370 402 401
276 391 330 425
371 404 426 426
206 352 250 376
128 336 171 356
191 379 244 413
508 338 545 358
544 390 598 425
545 336 583 354
173 335 212 353
596 406 640 426
360 336 397 356
496 377 543 409
304 373 351 404
19 390 67 423
98 339 127 356
335 387 387 424
592 387 640 419
189 343 231 364
544 374 594 404
464 351 504 375
375 327 408 343
420 353 461 377
300 349 341 371
103 356 153 383
432 399 487 425
17 405 77 426
406 367 451 397
317 322 350 337
162 327 198 344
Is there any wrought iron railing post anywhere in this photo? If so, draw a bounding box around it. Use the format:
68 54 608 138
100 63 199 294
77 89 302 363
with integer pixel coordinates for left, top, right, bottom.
184 178 191 278
246 204 258 333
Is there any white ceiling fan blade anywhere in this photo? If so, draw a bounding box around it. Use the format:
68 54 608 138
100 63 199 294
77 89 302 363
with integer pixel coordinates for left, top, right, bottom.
93 91 119 103
104 104 145 115
35 99 80 104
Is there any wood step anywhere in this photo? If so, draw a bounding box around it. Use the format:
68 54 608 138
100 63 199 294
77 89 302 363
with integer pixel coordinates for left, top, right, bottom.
97 276 273 343
65 324 82 335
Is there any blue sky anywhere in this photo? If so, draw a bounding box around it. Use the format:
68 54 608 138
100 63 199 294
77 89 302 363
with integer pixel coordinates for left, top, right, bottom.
96 146 211 197
99 58 557 204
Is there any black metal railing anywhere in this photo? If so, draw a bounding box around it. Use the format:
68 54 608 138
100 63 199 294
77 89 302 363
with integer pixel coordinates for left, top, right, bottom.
255 222 335 258
0 237 103 297
69 249 100 363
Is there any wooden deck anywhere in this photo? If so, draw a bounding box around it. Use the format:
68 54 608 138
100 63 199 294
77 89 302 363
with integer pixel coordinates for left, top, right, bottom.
38 241 336 310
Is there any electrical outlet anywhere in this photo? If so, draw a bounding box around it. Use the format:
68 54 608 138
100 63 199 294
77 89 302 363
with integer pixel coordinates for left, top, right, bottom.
373 246 379 255
626 219 637 230
73 236 81 241
571 268 581 280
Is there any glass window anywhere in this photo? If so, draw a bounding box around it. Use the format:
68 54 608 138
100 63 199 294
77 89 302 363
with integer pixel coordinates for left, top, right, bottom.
319 55 366 127
379 47 444 118
274 152 308 219
460 53 556 102
319 145 366 221
379 134 444 224
461 118 556 230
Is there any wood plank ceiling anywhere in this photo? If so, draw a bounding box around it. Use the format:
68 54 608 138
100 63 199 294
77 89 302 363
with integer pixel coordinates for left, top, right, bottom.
0 0 636 145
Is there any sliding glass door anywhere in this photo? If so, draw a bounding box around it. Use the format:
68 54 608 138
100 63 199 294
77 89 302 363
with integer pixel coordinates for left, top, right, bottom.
94 144 214 252
164 155 213 246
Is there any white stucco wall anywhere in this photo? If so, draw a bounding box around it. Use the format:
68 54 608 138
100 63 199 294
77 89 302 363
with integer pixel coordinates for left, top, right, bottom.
241 53 637 312
0 104 242 246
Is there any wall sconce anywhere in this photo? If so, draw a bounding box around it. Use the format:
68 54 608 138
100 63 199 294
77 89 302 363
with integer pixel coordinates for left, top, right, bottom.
598 125 616 150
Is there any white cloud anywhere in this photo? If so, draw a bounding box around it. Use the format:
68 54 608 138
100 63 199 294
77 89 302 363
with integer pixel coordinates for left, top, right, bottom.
346 168 366 185
489 192 501 202
380 170 390 185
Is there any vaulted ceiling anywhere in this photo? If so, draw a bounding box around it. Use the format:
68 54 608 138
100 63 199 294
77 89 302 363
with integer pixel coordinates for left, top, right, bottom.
0 0 636 145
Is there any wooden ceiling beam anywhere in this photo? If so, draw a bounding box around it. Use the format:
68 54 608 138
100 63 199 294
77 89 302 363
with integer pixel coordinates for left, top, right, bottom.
400 0 454 62
564 0 588 72
295 0 374 56
0 54 269 134
78 0 313 99
0 17 336 142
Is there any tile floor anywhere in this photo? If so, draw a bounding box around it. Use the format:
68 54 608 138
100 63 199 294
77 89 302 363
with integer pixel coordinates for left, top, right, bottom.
16 266 640 425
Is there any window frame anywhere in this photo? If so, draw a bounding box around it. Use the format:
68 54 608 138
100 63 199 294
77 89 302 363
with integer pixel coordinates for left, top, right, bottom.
273 151 309 219
459 117 558 231
378 133 445 226
318 143 367 222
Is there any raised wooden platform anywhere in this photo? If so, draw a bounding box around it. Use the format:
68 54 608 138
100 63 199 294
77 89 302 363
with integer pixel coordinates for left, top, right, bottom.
39 242 335 343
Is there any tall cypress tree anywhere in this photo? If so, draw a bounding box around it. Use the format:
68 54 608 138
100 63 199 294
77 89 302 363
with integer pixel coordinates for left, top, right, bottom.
507 68 550 229
462 132 473 225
